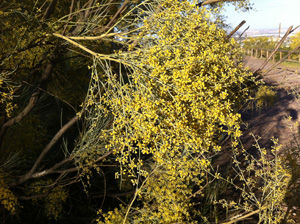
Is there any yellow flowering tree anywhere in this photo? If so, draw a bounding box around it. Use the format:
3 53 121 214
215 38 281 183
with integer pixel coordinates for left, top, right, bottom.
60 0 290 223
1 0 292 222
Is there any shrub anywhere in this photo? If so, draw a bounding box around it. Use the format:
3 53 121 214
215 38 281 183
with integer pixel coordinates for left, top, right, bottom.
69 0 291 222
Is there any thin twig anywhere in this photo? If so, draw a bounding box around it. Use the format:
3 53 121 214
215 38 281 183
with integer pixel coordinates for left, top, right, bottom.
239 25 249 39
221 207 266 224
62 0 75 35
53 33 130 65
22 80 77 112
43 0 58 19
100 0 130 33
66 27 141 40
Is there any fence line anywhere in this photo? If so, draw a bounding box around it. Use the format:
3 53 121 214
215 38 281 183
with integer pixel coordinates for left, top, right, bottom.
245 48 300 63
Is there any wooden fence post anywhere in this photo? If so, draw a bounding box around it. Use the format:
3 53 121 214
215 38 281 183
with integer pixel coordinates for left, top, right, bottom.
247 48 300 63
280 52 282 60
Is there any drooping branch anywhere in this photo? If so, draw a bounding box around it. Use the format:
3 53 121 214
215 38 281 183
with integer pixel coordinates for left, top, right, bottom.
11 146 115 186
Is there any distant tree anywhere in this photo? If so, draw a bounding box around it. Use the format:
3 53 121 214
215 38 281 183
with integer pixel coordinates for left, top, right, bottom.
290 31 300 49
243 36 277 50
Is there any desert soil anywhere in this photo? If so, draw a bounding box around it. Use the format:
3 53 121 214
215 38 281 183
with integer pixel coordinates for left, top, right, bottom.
241 56 300 151
225 56 300 222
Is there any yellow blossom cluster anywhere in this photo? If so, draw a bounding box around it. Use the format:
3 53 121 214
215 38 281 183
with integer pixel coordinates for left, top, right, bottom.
27 179 68 220
63 0 293 222
0 73 16 117
0 170 18 215
93 0 257 222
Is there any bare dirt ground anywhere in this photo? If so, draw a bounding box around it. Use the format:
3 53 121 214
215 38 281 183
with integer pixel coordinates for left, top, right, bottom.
241 56 300 151
207 56 300 222
227 56 300 222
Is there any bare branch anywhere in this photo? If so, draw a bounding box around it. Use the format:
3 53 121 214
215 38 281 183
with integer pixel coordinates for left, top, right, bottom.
226 20 246 39
238 25 249 39
66 27 141 40
29 148 114 182
53 33 131 65
16 115 80 185
84 0 95 19
264 43 300 75
0 63 55 147
220 207 265 224
101 0 130 33
255 26 293 74
43 0 58 19
202 0 242 5
62 0 75 35
22 80 77 112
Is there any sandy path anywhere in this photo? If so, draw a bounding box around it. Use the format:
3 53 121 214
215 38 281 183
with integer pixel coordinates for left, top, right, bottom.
241 56 300 150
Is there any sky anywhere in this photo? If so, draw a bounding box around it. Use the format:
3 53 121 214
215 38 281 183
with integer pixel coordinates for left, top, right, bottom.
223 0 300 30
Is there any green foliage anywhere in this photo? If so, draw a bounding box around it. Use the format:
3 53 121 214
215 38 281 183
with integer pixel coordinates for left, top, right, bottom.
280 61 300 69
202 0 253 30
1 114 47 158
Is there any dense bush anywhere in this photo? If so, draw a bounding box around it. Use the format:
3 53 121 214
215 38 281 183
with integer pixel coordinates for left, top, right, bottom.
1 0 294 223
69 0 290 222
